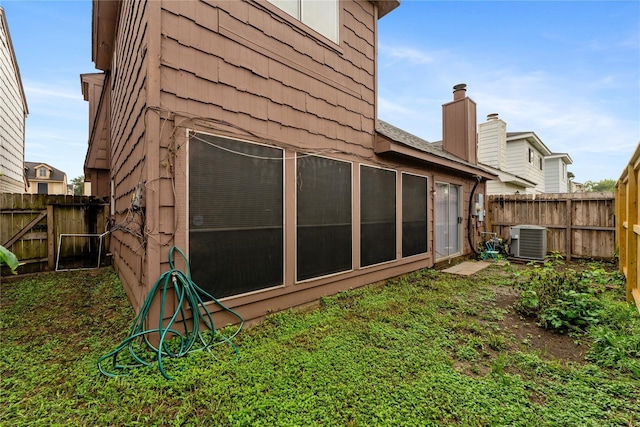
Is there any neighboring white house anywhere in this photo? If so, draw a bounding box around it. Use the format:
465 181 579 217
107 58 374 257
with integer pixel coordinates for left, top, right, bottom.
545 153 573 193
478 113 571 195
0 7 28 194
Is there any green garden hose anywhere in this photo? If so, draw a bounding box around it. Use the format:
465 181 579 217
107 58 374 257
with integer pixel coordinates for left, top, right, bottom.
98 246 244 380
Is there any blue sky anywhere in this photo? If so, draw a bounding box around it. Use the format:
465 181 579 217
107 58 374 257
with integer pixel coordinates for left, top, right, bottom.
2 0 639 183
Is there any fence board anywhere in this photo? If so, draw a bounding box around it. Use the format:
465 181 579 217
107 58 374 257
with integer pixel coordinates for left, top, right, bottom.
487 192 615 261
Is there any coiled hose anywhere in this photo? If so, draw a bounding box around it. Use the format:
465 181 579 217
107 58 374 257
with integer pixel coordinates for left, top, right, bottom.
98 246 244 380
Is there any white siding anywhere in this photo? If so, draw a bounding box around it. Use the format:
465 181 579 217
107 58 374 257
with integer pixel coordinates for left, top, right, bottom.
505 139 526 177
545 157 560 192
0 10 26 193
478 119 507 169
505 139 544 193
545 157 568 193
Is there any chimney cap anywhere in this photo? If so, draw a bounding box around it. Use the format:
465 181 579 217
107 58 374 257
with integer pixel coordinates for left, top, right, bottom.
487 113 499 121
453 83 467 92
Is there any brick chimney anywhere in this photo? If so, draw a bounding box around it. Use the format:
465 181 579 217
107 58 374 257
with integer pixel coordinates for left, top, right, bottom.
442 84 477 164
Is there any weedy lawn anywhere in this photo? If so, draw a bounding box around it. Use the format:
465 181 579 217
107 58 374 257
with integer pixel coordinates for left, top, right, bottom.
1 261 638 426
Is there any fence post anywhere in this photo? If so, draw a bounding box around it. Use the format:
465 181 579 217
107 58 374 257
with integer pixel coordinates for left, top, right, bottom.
626 164 638 303
47 204 55 270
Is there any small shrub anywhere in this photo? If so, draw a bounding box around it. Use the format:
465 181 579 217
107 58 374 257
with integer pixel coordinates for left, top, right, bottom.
513 262 619 333
539 290 603 331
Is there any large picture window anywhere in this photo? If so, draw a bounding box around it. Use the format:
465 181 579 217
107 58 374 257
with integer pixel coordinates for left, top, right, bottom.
188 133 283 298
360 165 396 267
297 155 352 281
402 173 428 257
268 0 339 43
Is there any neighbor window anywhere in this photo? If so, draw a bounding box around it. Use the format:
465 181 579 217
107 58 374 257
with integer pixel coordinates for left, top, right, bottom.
268 0 339 43
297 155 352 281
37 182 48 194
39 167 47 177
539 157 543 170
360 165 396 267
188 133 284 299
402 173 428 257
528 148 534 164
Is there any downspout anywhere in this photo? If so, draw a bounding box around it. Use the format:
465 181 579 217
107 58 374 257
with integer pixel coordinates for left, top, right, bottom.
467 175 482 257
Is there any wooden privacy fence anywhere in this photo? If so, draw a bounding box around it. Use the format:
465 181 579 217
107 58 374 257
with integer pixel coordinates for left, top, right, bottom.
1 194 110 273
486 192 615 261
615 141 640 310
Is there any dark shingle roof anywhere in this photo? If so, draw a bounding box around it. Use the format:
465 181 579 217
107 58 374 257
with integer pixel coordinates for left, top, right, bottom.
376 120 490 172
24 162 67 182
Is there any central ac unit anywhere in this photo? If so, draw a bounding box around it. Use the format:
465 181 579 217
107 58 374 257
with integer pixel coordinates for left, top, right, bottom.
510 225 547 260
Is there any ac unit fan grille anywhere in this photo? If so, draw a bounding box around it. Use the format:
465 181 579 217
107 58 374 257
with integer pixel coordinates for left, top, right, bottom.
519 228 546 259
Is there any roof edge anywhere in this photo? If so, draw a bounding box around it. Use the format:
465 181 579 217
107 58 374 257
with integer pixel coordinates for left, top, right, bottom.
371 0 400 18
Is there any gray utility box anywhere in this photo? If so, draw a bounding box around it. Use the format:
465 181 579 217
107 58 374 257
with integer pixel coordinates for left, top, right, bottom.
509 225 547 260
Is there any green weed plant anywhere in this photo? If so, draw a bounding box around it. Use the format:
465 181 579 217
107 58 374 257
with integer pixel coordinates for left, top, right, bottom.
1 264 638 426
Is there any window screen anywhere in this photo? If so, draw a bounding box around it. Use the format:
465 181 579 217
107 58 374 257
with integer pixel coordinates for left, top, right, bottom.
402 173 428 257
189 133 283 299
297 155 352 281
360 165 396 267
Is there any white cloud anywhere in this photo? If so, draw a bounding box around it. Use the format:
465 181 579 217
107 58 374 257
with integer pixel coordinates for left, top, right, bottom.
379 44 436 65
24 83 83 101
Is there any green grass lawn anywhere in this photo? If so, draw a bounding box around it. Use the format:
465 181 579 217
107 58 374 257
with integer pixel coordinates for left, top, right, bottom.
1 262 638 426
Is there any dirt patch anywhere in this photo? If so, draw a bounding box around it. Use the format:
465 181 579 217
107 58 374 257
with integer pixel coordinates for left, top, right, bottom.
491 288 588 363
451 276 590 378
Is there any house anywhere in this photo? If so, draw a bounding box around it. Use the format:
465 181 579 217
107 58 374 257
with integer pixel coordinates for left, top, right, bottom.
24 162 70 195
545 153 573 193
83 0 496 325
0 7 28 194
478 113 572 195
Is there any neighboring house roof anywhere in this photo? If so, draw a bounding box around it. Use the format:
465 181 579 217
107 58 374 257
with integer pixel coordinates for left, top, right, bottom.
545 152 573 164
24 162 67 181
506 131 552 156
479 164 537 188
375 120 496 180
0 7 28 116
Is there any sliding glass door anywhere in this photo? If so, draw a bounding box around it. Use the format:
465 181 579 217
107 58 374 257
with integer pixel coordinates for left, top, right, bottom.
435 182 462 259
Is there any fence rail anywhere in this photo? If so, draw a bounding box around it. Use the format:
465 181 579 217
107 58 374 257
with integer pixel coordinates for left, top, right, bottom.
616 142 640 311
486 192 615 261
0 194 109 274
